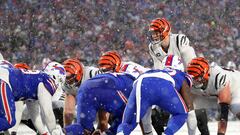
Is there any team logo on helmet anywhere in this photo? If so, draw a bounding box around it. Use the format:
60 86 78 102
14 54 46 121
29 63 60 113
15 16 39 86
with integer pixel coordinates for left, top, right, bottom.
44 61 66 89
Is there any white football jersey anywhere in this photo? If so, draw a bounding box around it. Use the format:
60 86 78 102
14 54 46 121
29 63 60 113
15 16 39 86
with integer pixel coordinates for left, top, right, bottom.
191 64 240 114
62 66 102 96
120 61 150 79
149 33 196 69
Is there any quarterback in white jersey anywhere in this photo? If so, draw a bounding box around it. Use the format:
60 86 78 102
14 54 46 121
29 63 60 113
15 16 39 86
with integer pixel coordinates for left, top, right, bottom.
187 57 240 135
62 58 108 129
148 18 199 135
148 18 196 69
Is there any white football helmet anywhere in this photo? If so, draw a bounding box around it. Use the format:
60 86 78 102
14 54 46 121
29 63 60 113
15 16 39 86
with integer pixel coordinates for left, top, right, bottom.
0 60 14 68
43 61 66 89
162 55 184 72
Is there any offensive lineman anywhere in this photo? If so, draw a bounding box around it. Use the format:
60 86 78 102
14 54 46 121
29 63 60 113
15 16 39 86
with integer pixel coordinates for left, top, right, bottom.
98 51 153 135
187 57 240 135
62 58 110 132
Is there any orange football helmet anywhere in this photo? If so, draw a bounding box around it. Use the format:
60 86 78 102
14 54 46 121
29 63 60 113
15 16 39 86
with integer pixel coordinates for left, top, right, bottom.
148 18 171 44
186 57 210 88
98 51 122 72
63 58 83 85
14 63 30 70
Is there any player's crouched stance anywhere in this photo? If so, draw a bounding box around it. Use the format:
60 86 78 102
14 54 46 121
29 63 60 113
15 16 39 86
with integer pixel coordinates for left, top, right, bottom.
0 61 66 135
64 72 135 135
187 57 240 135
117 61 193 135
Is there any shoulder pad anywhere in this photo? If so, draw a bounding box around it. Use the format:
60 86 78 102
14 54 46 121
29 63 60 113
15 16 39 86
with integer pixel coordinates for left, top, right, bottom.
84 66 102 79
212 66 228 90
176 34 190 48
43 75 57 96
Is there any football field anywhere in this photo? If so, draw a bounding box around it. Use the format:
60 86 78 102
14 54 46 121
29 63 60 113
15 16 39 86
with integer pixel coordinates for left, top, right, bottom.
17 121 240 135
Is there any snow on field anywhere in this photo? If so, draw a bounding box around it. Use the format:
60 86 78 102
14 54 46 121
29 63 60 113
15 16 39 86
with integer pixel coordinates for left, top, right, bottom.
17 121 240 135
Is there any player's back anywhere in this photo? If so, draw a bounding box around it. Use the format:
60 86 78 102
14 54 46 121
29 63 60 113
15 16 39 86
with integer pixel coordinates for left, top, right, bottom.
164 68 192 91
7 68 55 101
144 68 191 92
206 65 240 95
79 72 135 114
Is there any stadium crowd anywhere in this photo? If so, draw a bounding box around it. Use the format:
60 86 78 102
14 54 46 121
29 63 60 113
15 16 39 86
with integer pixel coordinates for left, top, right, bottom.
0 0 239 68
0 0 239 127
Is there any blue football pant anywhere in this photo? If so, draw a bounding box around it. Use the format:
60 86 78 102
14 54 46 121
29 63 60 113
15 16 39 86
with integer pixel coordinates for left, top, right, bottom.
117 77 188 135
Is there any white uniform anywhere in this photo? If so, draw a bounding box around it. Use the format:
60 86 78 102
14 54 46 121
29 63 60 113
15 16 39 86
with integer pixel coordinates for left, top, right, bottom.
149 33 197 135
120 61 150 78
62 66 102 96
149 33 196 69
192 65 240 115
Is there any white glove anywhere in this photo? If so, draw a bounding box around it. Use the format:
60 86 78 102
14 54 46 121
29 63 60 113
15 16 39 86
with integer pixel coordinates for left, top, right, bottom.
187 110 197 135
116 132 124 135
51 125 64 135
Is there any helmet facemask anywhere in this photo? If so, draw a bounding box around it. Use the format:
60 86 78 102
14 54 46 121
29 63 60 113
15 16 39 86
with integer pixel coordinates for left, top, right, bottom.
63 58 83 89
148 18 171 48
187 57 210 90
191 75 208 89
148 30 169 46
65 72 82 88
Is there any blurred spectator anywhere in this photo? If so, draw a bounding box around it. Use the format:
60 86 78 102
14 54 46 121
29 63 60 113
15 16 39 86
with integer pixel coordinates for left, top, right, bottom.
0 0 239 69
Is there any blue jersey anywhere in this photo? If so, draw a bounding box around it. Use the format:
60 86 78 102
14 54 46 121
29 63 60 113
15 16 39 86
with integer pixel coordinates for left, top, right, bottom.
8 68 57 101
117 69 189 135
145 68 192 92
65 73 135 135
78 73 135 115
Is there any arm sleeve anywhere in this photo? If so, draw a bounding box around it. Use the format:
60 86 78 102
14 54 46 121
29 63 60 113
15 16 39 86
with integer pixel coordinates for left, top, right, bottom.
37 82 57 133
26 100 48 134
217 103 229 134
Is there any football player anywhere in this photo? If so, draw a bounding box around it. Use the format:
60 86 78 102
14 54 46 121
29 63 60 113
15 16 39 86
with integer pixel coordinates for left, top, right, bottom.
64 72 135 135
116 55 193 135
98 51 153 135
148 18 202 135
0 61 65 135
187 57 240 135
62 58 110 132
